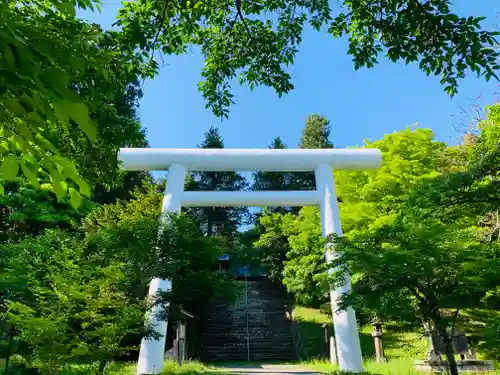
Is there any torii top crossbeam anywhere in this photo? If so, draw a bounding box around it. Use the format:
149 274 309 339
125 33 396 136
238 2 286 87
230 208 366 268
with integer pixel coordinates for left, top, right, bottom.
118 148 381 172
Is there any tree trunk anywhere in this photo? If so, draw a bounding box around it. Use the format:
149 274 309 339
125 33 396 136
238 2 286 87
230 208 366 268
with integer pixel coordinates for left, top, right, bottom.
4 334 14 375
443 339 459 375
98 359 107 374
434 321 459 375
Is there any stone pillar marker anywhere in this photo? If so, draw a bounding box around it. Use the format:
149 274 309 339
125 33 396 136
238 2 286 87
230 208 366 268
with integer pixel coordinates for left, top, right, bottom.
117 148 382 374
372 321 387 363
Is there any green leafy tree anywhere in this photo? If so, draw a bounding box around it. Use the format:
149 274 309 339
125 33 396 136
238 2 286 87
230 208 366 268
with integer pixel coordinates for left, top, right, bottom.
186 126 249 237
0 77 149 242
281 207 329 306
0 230 149 375
416 104 500 220
0 178 89 243
2 0 500 196
3 0 499 196
335 127 447 233
0 1 152 202
256 127 451 307
116 0 500 119
482 318 500 360
82 187 236 354
331 215 500 375
50 77 151 205
254 211 292 285
0 186 235 372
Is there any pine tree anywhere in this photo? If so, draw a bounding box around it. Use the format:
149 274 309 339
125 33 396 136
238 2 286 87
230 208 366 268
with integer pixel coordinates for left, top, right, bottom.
186 127 249 237
299 115 334 149
294 115 334 190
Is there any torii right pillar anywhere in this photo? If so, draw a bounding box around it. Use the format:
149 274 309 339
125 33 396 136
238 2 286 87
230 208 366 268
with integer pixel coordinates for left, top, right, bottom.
315 163 363 372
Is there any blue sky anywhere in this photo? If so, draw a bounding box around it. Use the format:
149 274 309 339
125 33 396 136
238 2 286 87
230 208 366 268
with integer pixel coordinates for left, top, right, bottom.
82 1 499 153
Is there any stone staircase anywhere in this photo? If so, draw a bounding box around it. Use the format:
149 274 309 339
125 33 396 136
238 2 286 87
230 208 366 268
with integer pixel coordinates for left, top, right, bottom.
201 277 295 361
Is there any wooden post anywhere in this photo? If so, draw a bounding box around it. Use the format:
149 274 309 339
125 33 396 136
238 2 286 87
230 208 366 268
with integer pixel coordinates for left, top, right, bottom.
322 323 329 358
372 322 387 363
177 321 186 366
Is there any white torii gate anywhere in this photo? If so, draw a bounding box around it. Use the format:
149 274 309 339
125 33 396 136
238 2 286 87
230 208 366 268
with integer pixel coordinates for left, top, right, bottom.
118 148 382 375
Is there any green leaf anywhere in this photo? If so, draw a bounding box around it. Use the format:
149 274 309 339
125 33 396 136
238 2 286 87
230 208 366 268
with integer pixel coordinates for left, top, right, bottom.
20 160 40 188
15 121 34 141
0 142 8 154
0 183 4 195
56 1 76 17
27 111 46 125
53 99 72 123
4 99 26 117
74 176 91 197
0 156 19 180
19 93 36 112
70 103 97 142
55 156 78 179
12 135 30 152
42 68 70 87
69 187 82 209
1 42 16 69
101 68 109 81
35 134 59 154
51 178 67 201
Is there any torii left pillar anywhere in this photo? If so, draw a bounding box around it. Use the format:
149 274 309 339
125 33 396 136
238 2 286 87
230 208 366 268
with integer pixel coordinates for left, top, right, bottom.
137 164 186 375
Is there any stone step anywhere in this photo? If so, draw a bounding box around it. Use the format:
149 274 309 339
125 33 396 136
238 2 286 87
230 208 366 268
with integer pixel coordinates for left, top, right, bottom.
207 316 288 322
203 338 294 343
207 314 289 319
204 328 293 335
203 347 294 354
202 352 295 360
202 345 295 352
203 330 293 336
201 278 296 361
203 338 294 344
206 322 289 327
201 354 295 361
208 306 287 312
207 318 290 322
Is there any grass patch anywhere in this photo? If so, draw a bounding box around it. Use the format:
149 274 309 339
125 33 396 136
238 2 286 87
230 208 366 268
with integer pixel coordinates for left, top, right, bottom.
104 360 212 375
292 307 426 362
0 360 212 375
305 358 417 375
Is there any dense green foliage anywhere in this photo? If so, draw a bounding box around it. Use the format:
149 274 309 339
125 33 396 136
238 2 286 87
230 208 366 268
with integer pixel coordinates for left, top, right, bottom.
0 0 152 203
0 188 234 373
2 0 498 200
116 0 499 118
1 0 500 370
255 104 500 373
0 230 149 374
